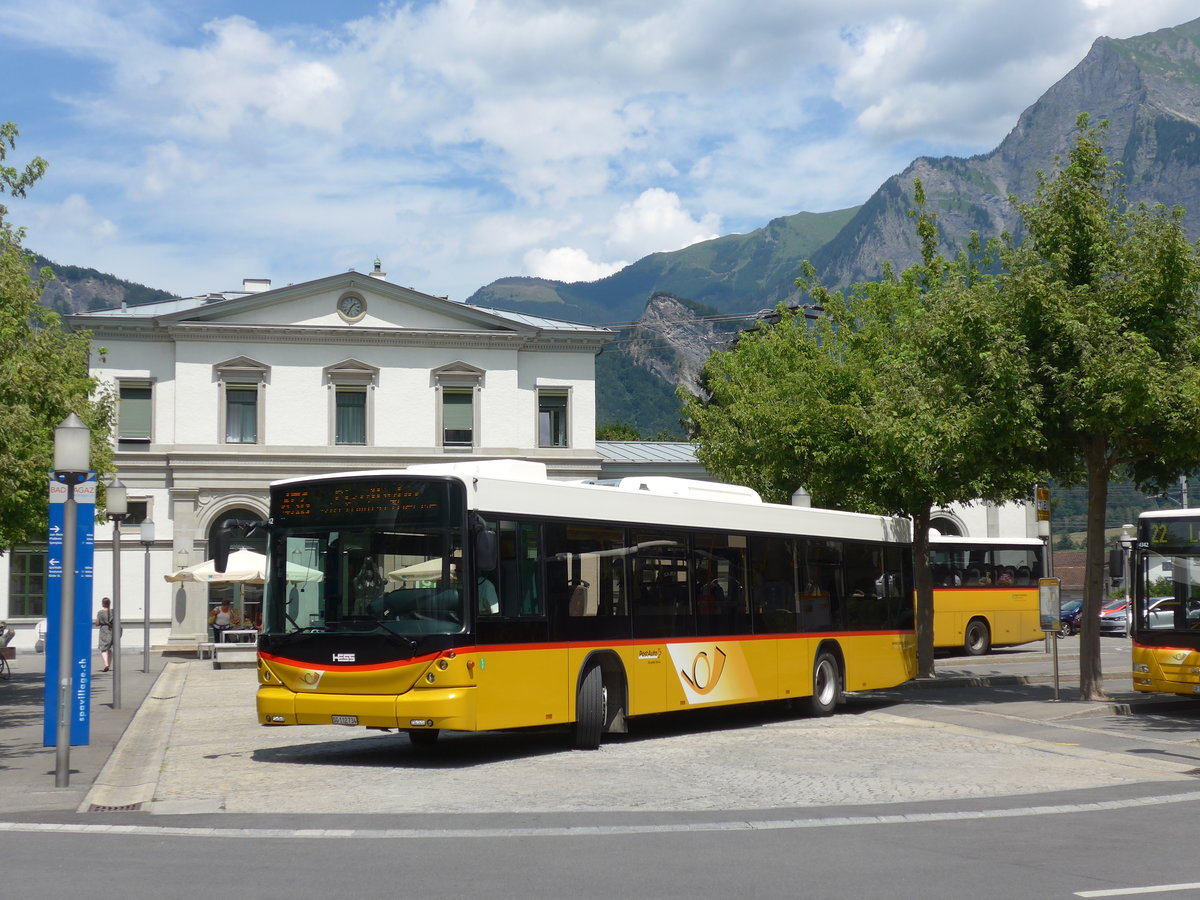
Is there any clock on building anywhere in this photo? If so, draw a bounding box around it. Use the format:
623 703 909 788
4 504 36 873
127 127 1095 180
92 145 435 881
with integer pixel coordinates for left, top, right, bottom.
337 293 366 322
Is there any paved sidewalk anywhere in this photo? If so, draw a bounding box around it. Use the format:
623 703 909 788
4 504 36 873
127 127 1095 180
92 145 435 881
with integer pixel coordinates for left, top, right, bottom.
0 649 166 816
4 635 1199 819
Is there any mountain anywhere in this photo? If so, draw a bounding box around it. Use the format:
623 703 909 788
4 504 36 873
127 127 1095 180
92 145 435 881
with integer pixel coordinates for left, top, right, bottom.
595 292 745 437
31 253 174 315
467 206 858 326
476 17 1200 317
810 17 1200 287
555 16 1200 429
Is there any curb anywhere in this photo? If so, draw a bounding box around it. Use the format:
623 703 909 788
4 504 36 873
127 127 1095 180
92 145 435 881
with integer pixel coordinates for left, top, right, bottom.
79 661 189 812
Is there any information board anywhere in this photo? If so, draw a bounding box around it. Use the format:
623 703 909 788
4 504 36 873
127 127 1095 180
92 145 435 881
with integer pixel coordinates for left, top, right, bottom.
1039 577 1061 633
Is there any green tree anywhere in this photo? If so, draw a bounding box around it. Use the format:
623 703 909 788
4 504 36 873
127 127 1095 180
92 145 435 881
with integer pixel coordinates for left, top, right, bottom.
0 123 114 551
596 422 643 441
1005 115 1200 699
686 187 1042 677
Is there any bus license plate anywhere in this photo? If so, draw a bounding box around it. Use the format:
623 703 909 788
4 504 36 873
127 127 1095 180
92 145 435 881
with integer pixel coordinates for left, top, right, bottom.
331 715 358 726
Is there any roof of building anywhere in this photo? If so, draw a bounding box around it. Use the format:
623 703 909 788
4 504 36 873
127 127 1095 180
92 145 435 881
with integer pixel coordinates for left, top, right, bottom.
80 271 611 336
595 441 700 464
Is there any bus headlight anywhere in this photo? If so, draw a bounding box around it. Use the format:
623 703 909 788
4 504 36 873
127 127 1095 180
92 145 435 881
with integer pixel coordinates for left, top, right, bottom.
1133 664 1150 674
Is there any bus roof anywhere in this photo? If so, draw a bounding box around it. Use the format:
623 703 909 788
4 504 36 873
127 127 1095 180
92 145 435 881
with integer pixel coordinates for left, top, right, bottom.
1138 508 1200 521
272 460 911 545
928 534 1044 548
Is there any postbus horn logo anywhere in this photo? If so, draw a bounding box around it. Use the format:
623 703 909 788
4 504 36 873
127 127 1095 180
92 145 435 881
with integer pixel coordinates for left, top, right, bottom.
680 646 727 695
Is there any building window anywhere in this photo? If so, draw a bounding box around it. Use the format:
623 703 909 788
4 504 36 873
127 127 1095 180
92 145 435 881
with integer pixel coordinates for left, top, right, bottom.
124 499 149 526
442 390 474 447
335 387 367 445
214 357 269 446
117 382 152 442
225 386 258 443
432 361 484 450
324 359 378 446
538 390 569 448
9 546 48 617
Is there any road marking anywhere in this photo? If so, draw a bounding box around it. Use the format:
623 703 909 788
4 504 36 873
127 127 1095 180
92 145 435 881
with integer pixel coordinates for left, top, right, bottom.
1076 883 1200 897
3 789 1200 840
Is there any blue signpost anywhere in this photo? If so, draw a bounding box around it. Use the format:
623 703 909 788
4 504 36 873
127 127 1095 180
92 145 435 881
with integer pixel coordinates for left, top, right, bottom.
43 474 97 747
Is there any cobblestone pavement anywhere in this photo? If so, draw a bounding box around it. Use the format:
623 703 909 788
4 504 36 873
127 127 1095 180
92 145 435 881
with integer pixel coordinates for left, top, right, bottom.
133 647 1200 816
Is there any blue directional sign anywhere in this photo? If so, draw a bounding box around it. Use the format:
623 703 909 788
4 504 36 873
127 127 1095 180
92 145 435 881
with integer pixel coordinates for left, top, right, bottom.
43 475 97 747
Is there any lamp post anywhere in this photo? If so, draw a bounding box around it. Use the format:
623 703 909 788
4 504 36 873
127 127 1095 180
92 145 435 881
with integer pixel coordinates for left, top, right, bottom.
1121 523 1136 637
53 413 90 788
141 518 155 673
105 478 127 710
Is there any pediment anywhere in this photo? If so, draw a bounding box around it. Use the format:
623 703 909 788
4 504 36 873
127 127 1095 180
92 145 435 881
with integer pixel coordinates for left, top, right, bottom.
160 271 533 335
323 358 380 385
213 356 270 381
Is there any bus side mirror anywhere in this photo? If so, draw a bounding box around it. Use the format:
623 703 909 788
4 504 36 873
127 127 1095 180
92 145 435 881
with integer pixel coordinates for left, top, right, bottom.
475 530 498 573
1108 548 1124 579
213 526 232 574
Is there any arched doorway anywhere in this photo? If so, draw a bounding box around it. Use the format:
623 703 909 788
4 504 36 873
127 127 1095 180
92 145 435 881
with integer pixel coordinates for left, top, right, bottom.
205 507 267 632
929 516 964 537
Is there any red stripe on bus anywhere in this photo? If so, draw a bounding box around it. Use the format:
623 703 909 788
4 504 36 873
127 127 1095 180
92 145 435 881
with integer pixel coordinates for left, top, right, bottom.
258 628 914 672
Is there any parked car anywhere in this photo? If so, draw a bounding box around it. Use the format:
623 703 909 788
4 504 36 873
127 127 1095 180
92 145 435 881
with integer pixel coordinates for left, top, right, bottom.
1099 597 1129 635
1058 600 1083 636
1144 596 1200 631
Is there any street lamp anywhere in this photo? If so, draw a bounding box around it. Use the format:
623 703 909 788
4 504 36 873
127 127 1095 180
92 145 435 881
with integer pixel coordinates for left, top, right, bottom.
53 412 90 788
141 518 155 674
1120 523 1136 636
105 478 127 710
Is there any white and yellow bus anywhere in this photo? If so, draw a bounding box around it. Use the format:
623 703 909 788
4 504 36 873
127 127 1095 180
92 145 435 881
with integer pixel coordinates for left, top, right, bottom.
1131 508 1200 695
244 460 917 749
928 535 1045 655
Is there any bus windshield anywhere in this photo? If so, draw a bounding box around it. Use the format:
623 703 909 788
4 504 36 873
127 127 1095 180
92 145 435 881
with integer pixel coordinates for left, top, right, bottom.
1134 547 1200 634
263 477 466 636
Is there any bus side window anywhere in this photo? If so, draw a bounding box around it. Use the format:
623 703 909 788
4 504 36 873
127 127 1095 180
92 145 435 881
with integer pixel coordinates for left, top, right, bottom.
494 519 542 617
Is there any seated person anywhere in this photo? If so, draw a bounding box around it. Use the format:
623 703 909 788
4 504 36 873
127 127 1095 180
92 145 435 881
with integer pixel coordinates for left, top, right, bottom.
478 574 499 615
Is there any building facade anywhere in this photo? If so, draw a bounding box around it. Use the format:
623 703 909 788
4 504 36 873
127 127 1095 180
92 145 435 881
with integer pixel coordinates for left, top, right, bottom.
0 266 612 650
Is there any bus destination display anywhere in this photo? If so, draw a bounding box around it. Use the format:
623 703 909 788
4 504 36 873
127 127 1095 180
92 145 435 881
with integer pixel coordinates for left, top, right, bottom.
1144 519 1200 548
274 479 457 525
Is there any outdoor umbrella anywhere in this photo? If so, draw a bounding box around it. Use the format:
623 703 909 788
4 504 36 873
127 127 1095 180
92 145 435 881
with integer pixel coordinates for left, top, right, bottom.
165 548 323 622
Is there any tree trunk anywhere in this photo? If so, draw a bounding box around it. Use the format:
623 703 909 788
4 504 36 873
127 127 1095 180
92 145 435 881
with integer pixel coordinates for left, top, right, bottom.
913 507 936 679
1078 438 1111 700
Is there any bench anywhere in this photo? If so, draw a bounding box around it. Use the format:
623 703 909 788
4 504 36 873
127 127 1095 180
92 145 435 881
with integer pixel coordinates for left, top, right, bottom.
211 642 257 669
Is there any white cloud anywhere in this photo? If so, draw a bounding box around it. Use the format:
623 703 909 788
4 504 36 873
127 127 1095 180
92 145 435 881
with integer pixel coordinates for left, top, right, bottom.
607 189 720 258
3 0 1199 302
525 247 627 283
25 193 118 246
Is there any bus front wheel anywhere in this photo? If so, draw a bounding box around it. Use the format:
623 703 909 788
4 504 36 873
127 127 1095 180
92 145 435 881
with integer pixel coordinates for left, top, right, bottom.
806 651 841 717
574 663 607 750
964 618 991 656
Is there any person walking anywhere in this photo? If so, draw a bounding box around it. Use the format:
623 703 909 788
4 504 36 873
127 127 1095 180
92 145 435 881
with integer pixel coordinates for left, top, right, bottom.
96 597 115 672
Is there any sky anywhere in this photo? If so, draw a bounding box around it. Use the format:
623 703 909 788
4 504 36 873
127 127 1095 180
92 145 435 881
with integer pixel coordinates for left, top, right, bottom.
0 0 1197 305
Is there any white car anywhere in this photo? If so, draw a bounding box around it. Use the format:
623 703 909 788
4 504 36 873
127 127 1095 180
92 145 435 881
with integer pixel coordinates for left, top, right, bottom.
1144 597 1200 631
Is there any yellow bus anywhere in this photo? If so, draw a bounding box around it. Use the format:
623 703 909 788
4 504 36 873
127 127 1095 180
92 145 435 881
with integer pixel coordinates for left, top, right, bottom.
237 460 917 749
928 535 1046 655
1131 509 1200 696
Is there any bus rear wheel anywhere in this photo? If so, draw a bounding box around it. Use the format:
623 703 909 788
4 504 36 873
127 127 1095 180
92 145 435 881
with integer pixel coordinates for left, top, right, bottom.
964 618 991 656
805 651 841 717
574 663 606 750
